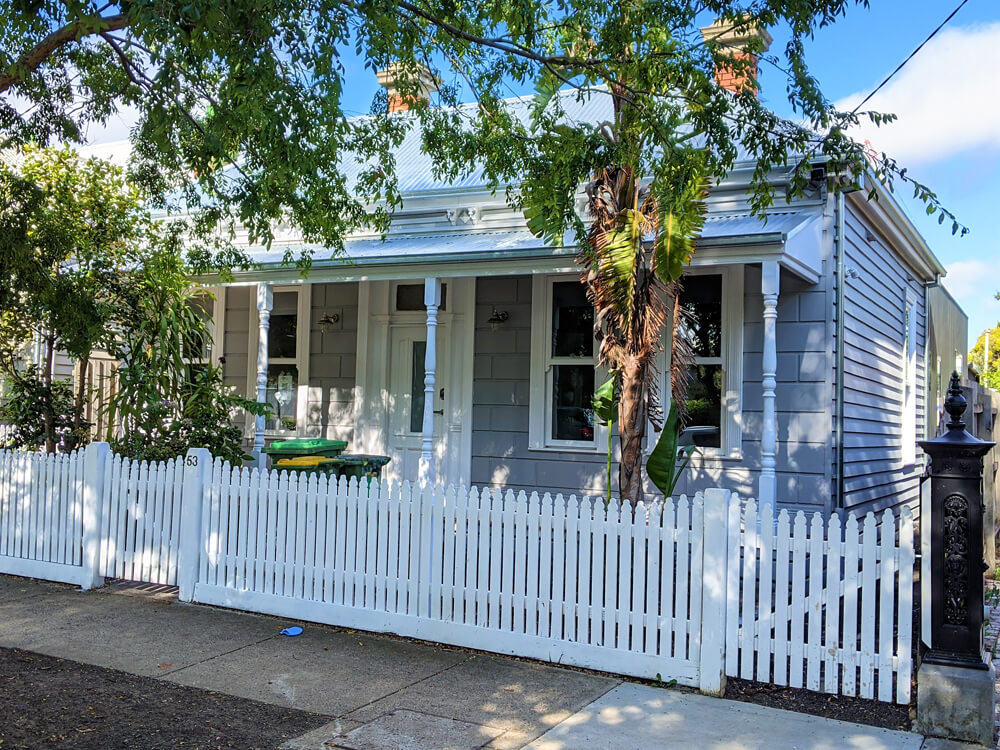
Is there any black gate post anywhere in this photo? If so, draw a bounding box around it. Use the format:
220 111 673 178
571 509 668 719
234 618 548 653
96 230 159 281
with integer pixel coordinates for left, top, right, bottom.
915 372 996 744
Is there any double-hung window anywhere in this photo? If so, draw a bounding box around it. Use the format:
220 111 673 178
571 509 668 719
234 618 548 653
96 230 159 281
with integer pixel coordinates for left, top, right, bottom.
529 275 599 450
661 266 743 458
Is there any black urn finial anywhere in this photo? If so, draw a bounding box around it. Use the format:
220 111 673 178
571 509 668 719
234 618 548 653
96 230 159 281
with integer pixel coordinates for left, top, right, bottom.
945 371 967 430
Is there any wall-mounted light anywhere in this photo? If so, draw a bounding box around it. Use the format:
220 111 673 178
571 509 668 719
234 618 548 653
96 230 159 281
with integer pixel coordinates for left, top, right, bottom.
488 307 509 331
318 312 341 332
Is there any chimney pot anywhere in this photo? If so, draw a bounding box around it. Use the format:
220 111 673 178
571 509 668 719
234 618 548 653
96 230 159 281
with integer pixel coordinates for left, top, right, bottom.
376 63 441 113
699 18 773 96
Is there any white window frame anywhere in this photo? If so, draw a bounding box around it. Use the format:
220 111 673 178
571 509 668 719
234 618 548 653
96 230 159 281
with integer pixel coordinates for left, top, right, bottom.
902 288 918 466
652 265 744 461
248 284 312 437
529 273 606 452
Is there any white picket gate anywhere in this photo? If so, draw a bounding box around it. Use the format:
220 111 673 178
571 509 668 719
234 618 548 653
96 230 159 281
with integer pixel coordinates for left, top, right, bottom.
724 499 915 703
98 454 185 586
0 443 916 702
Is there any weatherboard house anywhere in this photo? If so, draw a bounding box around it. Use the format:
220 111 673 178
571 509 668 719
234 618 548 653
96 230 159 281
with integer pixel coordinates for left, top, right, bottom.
187 72 949 522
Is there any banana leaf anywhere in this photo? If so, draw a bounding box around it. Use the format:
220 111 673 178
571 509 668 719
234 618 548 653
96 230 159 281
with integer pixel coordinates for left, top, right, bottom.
592 373 618 501
646 401 694 498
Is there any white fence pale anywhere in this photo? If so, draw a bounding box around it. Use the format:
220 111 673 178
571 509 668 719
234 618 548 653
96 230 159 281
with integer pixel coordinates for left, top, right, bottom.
724 499 914 704
0 443 916 702
190 459 727 689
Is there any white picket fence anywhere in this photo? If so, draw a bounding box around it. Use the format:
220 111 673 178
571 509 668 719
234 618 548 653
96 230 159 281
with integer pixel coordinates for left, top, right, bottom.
0 447 100 588
192 457 725 688
724 499 914 704
0 444 915 702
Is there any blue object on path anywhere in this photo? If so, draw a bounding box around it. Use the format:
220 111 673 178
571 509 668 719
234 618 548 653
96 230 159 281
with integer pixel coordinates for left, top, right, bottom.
280 626 303 636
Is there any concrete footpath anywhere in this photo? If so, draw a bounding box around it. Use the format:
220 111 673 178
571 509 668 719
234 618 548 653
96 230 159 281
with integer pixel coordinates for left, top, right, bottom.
0 574 979 750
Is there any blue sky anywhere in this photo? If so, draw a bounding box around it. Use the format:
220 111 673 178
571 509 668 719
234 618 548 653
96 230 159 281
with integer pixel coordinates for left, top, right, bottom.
759 0 1000 349
85 1 999 348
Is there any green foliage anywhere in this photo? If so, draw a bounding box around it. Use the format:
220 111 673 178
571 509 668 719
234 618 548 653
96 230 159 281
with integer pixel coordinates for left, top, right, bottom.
0 0 963 272
646 402 695 499
106 247 269 463
970 324 1000 391
0 367 89 451
111 360 267 464
0 145 144 368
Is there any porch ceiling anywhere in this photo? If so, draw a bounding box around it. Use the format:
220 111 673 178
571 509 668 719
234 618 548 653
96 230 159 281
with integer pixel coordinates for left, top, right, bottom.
210 210 823 285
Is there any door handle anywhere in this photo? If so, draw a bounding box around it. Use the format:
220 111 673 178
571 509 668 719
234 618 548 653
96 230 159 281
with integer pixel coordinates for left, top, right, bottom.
439 387 445 399
433 409 444 415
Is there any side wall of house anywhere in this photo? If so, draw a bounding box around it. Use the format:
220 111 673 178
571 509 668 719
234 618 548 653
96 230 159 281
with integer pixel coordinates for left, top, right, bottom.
222 286 252 396
470 270 834 510
840 202 927 515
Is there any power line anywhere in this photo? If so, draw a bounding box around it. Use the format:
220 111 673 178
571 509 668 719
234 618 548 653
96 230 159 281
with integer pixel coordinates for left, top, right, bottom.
849 0 970 116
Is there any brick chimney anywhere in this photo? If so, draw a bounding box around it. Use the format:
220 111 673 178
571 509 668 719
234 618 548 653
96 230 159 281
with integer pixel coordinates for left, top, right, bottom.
699 18 772 96
376 63 441 113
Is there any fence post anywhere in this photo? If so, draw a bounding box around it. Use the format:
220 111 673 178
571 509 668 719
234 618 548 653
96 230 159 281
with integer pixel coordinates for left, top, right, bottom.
699 487 730 695
80 441 111 591
177 448 211 602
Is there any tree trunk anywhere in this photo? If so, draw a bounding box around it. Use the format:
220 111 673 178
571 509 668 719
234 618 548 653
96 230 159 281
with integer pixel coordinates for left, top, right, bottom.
42 331 55 453
618 355 647 505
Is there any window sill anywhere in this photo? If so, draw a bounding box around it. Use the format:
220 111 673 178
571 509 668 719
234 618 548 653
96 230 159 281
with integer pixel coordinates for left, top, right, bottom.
528 443 602 455
643 448 744 465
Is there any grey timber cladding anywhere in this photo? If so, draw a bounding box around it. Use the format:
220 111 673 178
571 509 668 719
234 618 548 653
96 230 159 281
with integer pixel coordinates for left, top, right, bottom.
840 206 926 515
673 266 831 513
471 269 833 510
306 282 358 441
471 275 609 497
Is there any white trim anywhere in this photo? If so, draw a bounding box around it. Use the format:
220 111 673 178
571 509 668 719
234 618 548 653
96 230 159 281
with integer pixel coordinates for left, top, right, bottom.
356 279 474 487
209 286 225 363
451 278 475 486
528 273 606 453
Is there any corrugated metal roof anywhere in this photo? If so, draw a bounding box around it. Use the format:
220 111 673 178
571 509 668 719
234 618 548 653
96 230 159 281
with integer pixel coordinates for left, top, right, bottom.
338 90 617 194
245 228 556 266
244 210 815 267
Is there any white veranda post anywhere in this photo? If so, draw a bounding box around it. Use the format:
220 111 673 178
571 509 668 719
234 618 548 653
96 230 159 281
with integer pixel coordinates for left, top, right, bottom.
419 278 442 485
759 261 780 508
254 283 273 465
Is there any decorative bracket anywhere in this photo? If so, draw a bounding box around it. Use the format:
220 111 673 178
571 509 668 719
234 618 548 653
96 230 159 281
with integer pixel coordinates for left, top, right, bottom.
446 206 480 226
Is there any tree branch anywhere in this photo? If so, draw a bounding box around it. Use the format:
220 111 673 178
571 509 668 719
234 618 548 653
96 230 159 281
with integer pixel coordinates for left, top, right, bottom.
0 13 129 95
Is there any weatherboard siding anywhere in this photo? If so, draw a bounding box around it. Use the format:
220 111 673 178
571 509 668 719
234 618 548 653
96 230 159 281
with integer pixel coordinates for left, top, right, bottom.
839 205 926 515
470 269 833 510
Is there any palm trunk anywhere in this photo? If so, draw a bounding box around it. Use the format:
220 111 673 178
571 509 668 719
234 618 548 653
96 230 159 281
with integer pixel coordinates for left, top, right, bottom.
618 356 647 505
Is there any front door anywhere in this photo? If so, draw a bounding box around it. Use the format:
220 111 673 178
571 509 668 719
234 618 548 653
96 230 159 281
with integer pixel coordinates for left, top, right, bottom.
385 323 449 484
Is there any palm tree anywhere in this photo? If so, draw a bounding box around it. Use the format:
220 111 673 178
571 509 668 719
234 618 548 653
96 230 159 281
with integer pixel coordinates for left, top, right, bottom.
579 100 708 504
